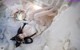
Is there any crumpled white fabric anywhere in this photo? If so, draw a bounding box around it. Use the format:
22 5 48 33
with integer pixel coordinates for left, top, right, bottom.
0 0 70 50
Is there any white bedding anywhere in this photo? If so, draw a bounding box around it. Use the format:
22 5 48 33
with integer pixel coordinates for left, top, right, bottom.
0 0 80 50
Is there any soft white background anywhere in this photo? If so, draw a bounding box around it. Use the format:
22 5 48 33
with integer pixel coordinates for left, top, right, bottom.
0 0 80 50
